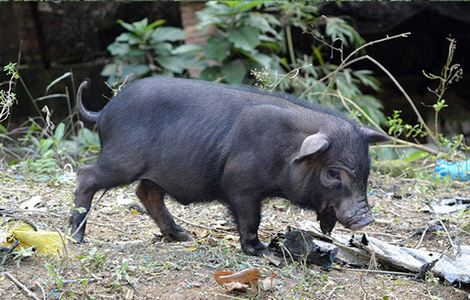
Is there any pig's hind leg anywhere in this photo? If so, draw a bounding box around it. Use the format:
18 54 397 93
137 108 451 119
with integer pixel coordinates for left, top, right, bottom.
71 163 134 242
136 179 193 241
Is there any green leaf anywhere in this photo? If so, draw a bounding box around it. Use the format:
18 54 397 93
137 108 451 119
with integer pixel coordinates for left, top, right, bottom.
312 47 324 66
222 59 247 84
240 50 272 67
101 63 118 76
53 123 65 143
171 44 202 55
121 64 150 77
403 149 429 163
258 40 281 52
225 1 263 12
116 33 140 45
127 48 146 57
151 27 186 42
45 72 72 93
75 207 87 214
107 42 130 57
200 66 222 81
155 56 187 74
227 26 260 51
148 19 166 30
117 19 134 32
246 13 278 35
39 139 54 154
152 42 173 55
205 35 231 61
131 18 149 35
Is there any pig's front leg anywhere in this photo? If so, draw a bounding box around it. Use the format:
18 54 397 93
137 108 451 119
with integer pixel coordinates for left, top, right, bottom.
229 197 270 256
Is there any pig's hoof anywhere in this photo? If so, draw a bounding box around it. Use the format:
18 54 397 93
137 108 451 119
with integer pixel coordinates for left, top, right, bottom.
242 242 271 256
71 230 85 243
163 230 193 242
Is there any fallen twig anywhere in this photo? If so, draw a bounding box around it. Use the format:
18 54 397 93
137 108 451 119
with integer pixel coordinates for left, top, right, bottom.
437 219 455 249
173 214 232 234
414 226 429 249
0 207 62 217
34 281 46 300
88 221 127 234
70 189 108 240
62 277 99 285
4 272 41 300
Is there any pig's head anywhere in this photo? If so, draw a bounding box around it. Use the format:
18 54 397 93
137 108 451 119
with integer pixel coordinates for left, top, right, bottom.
291 126 389 234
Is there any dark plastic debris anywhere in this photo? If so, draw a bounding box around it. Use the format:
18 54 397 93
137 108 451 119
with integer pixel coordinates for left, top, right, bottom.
269 228 338 270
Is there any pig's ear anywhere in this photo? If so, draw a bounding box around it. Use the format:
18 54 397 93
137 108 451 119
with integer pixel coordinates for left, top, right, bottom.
293 133 329 163
360 127 390 144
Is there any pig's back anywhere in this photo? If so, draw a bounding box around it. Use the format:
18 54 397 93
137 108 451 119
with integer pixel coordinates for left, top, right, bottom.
93 77 350 202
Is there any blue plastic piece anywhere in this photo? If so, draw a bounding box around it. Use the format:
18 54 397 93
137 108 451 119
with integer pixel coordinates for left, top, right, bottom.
435 159 470 181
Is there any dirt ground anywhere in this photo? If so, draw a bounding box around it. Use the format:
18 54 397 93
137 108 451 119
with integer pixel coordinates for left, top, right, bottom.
0 169 469 300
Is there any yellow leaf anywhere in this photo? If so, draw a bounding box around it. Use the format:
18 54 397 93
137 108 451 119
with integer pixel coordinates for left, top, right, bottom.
0 218 67 257
185 246 198 252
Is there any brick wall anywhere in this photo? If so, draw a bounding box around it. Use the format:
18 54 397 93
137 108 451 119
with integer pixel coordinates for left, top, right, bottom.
180 2 212 77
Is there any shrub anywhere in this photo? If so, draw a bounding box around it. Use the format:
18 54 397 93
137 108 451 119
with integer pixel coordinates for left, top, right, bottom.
101 18 201 84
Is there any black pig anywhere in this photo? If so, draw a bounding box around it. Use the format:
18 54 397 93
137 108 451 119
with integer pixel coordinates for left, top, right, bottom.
71 77 389 256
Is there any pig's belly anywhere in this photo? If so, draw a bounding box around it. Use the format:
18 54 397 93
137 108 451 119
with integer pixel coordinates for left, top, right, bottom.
141 170 223 205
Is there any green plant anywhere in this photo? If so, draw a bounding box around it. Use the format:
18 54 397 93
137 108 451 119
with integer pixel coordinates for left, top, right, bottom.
0 64 100 180
0 62 19 122
78 247 107 278
45 262 65 290
198 2 386 124
197 1 282 84
113 259 138 289
381 37 467 158
272 55 386 125
102 18 201 85
387 110 426 140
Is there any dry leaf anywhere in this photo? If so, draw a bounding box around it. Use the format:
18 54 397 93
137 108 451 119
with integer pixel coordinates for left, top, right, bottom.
19 196 42 210
214 268 261 287
223 281 250 292
222 234 239 242
259 274 281 291
263 253 283 267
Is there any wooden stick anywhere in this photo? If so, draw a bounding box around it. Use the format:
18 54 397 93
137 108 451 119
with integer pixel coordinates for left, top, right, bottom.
34 281 46 300
70 189 108 239
414 226 429 249
4 272 41 300
173 214 232 234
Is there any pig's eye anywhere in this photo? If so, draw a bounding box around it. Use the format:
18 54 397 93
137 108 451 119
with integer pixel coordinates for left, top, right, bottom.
327 170 341 181
320 169 342 188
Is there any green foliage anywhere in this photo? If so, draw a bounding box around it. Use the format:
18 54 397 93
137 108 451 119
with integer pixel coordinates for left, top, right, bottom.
387 110 426 139
0 62 19 122
102 18 201 84
197 1 385 124
0 64 102 181
44 262 65 290
99 2 385 124
78 247 108 274
197 1 282 84
113 259 138 289
11 121 100 181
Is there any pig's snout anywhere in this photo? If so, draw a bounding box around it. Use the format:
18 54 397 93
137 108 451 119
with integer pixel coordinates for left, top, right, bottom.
348 213 374 230
336 200 375 231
